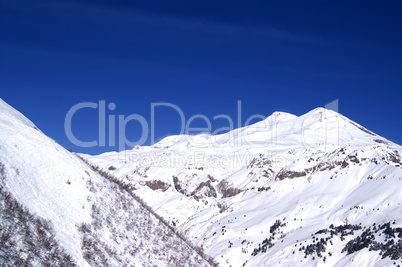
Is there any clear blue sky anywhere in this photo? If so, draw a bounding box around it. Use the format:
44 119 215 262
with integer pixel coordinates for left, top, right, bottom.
1 0 401 155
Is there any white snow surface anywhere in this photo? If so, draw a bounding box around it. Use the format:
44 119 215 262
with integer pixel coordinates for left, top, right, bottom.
86 107 402 266
0 99 92 265
0 98 212 266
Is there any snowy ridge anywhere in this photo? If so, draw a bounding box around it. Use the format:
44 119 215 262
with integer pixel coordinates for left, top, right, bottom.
0 98 215 266
87 107 402 266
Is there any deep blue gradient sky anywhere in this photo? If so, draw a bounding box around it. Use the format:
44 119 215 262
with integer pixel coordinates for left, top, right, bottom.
1 0 401 154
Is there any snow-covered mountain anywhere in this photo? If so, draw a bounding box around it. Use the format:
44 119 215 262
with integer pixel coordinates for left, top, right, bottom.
0 99 215 266
1 97 401 266
86 107 402 266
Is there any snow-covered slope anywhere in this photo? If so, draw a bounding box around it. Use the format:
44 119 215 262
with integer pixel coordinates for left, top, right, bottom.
0 99 214 266
87 107 402 266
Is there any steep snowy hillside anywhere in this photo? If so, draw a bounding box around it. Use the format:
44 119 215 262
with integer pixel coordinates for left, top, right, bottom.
87 107 402 266
0 99 215 266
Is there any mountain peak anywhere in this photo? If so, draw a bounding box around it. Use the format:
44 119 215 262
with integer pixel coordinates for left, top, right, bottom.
269 111 298 119
302 106 341 118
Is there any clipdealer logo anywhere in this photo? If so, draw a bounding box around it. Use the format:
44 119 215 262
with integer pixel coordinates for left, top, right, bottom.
64 99 339 153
